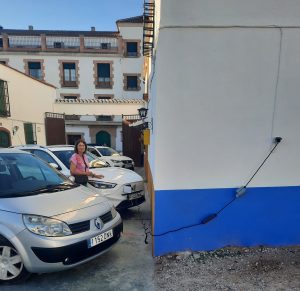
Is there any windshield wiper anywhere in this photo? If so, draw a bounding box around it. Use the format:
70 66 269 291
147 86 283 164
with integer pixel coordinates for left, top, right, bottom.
8 183 78 197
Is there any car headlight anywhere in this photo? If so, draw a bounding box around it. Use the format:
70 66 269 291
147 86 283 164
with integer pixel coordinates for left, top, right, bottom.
111 206 118 219
23 215 72 237
111 159 122 163
89 181 117 189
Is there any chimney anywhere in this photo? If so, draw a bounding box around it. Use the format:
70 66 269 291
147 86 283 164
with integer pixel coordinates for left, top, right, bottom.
91 26 95 31
28 25 33 30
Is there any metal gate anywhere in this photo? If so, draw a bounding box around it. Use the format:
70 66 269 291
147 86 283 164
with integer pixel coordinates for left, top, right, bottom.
122 115 143 167
45 112 66 145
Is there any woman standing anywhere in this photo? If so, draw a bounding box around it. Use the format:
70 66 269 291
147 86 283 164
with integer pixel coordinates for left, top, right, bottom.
70 139 104 185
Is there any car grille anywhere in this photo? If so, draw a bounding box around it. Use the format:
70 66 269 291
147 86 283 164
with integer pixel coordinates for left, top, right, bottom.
32 223 123 265
69 221 90 234
100 211 113 224
122 160 132 165
69 211 113 234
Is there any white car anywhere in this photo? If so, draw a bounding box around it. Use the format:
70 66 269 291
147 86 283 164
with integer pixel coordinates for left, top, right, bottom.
88 146 134 170
13 145 145 210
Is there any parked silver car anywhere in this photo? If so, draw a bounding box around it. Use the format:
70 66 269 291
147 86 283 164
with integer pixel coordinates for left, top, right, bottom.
0 149 123 283
88 146 135 170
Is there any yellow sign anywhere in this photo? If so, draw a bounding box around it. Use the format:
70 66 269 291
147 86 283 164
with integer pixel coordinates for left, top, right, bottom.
143 129 150 145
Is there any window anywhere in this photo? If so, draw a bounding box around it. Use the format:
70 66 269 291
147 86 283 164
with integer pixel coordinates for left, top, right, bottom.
97 63 111 88
54 42 64 48
63 96 78 100
126 42 138 57
0 39 3 48
24 123 37 144
63 63 77 87
101 43 111 49
28 62 42 80
95 94 113 100
127 76 138 90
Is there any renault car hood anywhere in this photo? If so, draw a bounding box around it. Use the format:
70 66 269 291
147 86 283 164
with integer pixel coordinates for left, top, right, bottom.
0 186 110 217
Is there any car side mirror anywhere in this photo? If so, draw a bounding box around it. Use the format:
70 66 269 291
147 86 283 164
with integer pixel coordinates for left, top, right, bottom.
49 163 59 169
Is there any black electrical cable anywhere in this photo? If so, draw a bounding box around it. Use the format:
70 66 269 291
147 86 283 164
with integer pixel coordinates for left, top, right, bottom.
142 137 283 241
200 137 283 224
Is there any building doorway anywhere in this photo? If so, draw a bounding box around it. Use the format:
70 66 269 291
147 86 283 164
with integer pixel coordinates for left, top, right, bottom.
0 129 11 148
96 131 111 146
67 134 82 145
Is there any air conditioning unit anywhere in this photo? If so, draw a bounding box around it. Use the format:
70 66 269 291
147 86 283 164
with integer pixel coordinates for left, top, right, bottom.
54 42 64 48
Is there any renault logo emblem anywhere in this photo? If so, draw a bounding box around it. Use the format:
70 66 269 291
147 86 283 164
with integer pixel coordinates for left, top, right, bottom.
94 217 103 230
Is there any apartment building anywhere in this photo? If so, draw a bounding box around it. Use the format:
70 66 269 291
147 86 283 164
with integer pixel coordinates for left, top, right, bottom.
0 16 145 150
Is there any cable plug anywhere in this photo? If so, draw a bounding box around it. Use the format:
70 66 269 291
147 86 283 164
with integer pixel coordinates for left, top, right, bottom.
236 186 246 198
274 137 282 143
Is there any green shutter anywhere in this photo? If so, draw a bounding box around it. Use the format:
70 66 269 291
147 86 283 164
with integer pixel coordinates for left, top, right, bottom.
24 123 36 144
0 80 5 115
0 131 10 148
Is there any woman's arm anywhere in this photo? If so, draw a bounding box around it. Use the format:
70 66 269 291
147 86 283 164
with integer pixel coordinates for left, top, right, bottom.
70 161 92 176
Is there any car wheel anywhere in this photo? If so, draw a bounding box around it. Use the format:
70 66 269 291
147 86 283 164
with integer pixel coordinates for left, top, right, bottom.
0 237 30 284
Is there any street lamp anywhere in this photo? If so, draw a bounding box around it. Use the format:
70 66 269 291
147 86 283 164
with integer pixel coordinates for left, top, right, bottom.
138 107 148 119
138 107 152 130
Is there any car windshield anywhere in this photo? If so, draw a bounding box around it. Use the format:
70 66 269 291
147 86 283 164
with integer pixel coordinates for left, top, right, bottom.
52 149 108 169
0 152 75 198
97 147 119 156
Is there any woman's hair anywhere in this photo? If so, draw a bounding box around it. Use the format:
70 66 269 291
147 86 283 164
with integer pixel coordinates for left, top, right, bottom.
74 139 87 154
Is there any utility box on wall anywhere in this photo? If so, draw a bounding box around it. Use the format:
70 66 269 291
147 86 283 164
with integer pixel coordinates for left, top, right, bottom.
143 129 150 145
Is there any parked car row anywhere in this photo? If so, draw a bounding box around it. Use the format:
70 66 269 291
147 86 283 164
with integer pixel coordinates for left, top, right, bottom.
87 145 135 170
0 145 145 283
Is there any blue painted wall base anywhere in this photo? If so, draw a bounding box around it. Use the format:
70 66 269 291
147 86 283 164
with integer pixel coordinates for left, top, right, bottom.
154 186 300 256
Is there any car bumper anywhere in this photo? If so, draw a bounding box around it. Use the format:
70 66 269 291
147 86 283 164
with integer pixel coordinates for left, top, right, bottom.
116 196 146 211
87 181 145 209
12 216 123 273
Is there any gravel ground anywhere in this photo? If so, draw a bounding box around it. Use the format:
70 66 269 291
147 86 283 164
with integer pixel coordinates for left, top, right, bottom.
155 246 300 290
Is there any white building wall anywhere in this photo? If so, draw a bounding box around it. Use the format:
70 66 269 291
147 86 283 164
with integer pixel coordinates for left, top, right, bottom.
65 125 91 143
3 54 143 100
149 0 300 191
0 64 56 145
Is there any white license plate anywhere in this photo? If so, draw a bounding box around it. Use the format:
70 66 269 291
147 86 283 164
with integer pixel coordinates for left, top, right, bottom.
129 192 142 200
88 229 113 248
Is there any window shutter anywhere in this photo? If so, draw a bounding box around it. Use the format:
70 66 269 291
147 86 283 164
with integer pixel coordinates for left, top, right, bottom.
63 63 75 70
24 123 36 144
97 64 110 78
28 62 41 69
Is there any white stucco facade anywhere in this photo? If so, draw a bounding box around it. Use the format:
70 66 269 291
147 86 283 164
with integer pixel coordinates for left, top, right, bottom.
149 0 300 256
0 64 56 146
0 17 145 149
148 0 300 190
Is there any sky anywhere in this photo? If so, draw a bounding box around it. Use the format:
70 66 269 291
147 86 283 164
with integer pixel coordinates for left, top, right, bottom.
0 0 143 31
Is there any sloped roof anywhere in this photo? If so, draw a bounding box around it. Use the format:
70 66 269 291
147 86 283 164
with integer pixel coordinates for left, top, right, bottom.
116 15 143 24
0 63 56 88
